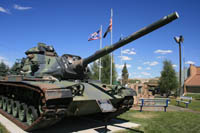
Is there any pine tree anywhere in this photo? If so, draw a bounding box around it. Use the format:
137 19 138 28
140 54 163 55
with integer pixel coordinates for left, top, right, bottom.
159 60 178 97
90 54 117 84
0 62 9 76
10 62 21 75
122 63 129 86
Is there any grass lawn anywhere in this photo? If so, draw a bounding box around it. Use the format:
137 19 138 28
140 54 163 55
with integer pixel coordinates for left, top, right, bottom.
185 93 200 100
0 123 8 133
117 110 200 133
170 98 200 112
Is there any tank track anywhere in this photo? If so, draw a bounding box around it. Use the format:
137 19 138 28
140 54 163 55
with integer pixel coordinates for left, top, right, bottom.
0 81 70 131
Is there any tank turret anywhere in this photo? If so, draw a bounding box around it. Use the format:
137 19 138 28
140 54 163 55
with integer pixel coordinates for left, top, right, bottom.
20 12 179 80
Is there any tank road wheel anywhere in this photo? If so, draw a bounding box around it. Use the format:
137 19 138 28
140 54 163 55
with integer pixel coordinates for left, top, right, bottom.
18 103 27 122
7 99 13 114
39 104 43 114
0 96 3 108
12 101 19 118
26 106 38 126
38 100 44 114
2 97 8 111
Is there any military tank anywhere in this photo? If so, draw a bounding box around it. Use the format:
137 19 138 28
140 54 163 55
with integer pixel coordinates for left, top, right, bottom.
0 12 179 131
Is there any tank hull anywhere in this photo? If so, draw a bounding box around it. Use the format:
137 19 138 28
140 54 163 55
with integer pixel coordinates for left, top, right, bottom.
0 76 134 131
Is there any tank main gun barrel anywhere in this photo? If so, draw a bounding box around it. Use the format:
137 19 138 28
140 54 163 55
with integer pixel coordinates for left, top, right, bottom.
82 12 179 66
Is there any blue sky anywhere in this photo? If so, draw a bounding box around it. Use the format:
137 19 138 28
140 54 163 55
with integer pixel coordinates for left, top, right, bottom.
0 0 199 79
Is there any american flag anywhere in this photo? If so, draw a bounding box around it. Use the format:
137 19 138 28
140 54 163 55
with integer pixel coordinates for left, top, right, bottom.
103 18 112 38
88 29 102 41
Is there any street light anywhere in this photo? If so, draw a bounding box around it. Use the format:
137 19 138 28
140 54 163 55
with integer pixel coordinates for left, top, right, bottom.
174 35 184 96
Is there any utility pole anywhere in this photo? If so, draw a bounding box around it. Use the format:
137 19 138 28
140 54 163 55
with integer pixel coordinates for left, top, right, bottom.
174 35 184 96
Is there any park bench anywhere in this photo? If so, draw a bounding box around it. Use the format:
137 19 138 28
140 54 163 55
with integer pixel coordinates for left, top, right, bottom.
139 98 170 112
176 96 192 108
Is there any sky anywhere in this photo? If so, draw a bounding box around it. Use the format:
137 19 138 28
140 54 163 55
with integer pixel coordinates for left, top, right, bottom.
0 0 199 79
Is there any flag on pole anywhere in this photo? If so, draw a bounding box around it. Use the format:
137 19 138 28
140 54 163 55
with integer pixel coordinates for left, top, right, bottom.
88 29 102 41
103 18 112 38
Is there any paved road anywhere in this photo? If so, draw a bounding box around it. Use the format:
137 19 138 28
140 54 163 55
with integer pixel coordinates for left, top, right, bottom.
0 114 140 133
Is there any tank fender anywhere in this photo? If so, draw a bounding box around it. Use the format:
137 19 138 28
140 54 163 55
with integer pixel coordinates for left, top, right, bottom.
45 89 72 101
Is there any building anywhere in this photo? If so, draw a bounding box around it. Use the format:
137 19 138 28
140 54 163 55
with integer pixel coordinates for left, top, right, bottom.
128 78 159 104
184 64 200 93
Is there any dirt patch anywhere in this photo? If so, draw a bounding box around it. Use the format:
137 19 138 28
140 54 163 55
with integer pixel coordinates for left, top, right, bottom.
131 112 158 119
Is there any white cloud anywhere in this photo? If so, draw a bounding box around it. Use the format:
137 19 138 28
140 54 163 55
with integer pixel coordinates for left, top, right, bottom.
154 49 172 54
150 61 159 66
118 71 131 79
141 72 151 76
121 48 136 55
172 64 177 68
116 64 131 69
0 56 12 67
143 61 159 66
118 56 132 61
0 7 10 14
137 66 142 70
143 61 150 65
126 64 131 68
185 61 195 65
133 72 137 75
117 74 121 80
146 67 151 70
14 4 32 10
116 64 123 69
157 56 165 59
135 75 142 78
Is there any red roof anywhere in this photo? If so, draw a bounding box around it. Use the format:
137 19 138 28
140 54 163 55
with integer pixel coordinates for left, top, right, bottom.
185 74 200 86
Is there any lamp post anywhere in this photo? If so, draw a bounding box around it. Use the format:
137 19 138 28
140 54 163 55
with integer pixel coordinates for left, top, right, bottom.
174 35 184 96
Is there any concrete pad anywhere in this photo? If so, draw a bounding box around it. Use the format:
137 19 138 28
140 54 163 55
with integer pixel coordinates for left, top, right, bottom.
73 119 140 133
0 114 140 133
0 114 26 133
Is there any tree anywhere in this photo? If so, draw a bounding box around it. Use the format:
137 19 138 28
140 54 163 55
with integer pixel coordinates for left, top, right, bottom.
89 60 99 80
0 62 9 76
90 54 117 84
122 63 129 86
10 62 21 75
159 60 178 97
128 79 141 84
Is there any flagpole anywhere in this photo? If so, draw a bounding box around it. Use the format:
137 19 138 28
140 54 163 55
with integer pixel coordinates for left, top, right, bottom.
99 25 102 81
110 8 113 85
120 34 123 85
